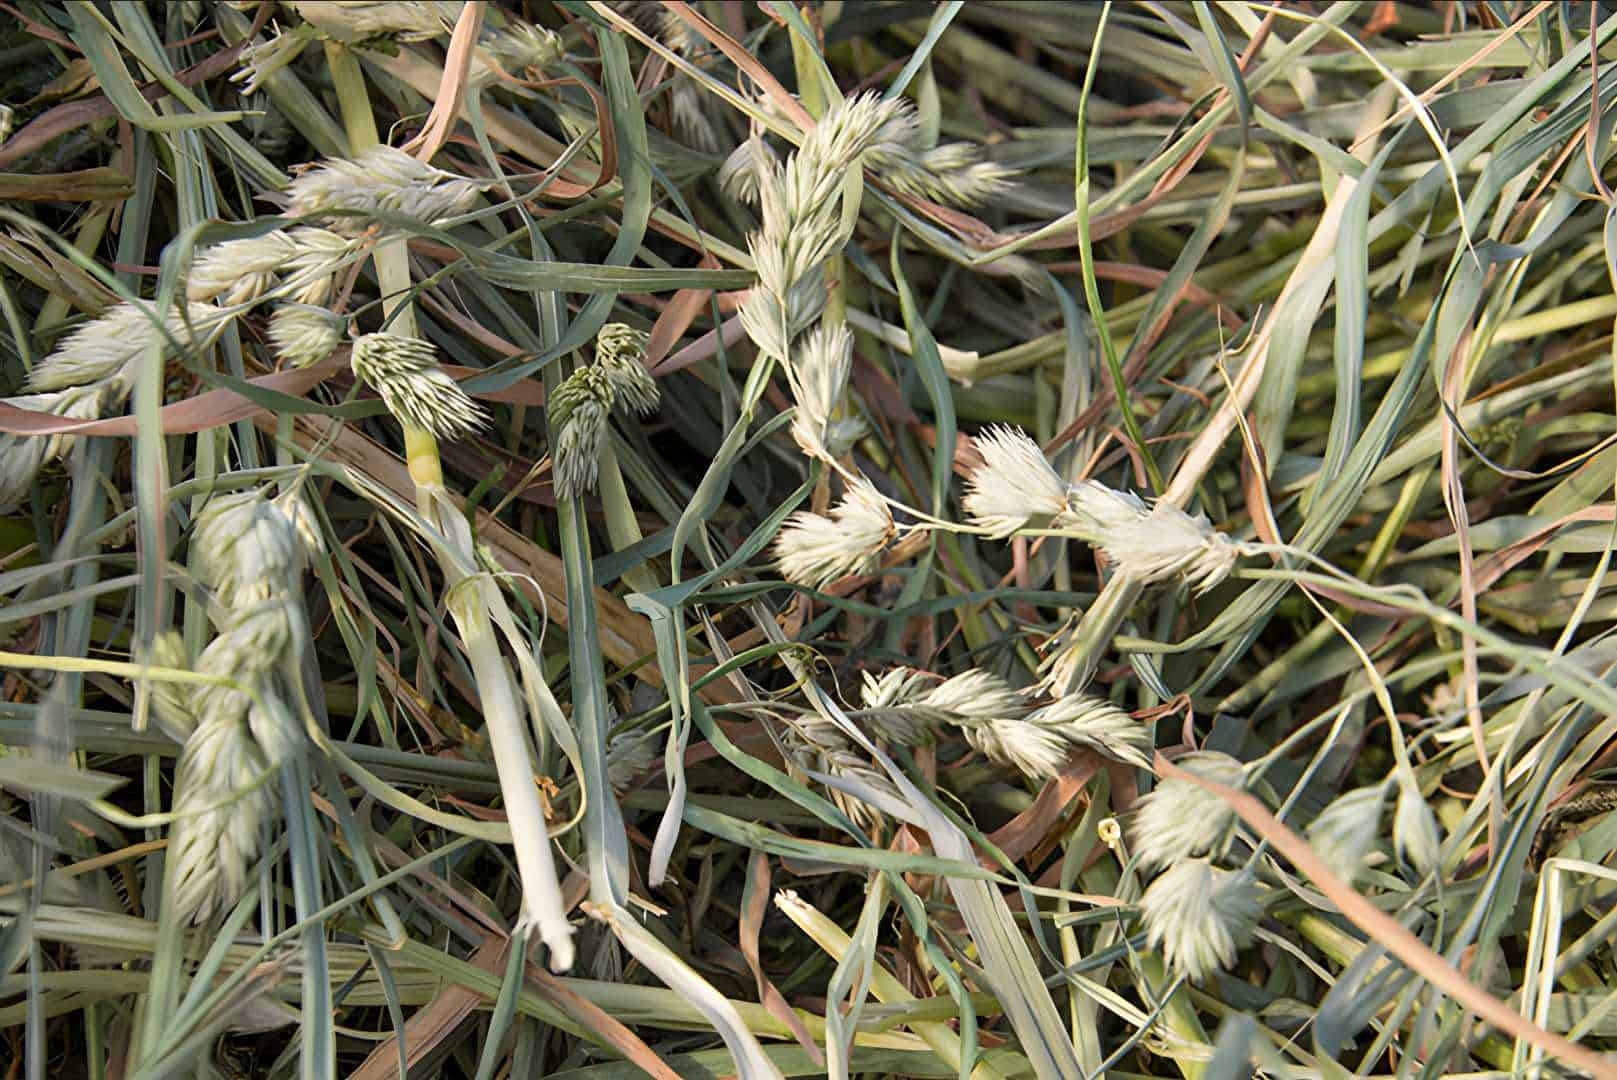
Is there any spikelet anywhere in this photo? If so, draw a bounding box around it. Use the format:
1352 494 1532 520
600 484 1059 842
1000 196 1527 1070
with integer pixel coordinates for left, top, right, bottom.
273 489 326 557
855 668 939 746
191 490 307 607
737 266 825 362
280 226 354 304
1058 477 1240 595
198 603 302 765
781 710 900 829
962 692 1148 780
921 668 1031 728
547 366 615 500
143 630 198 742
230 22 316 96
1061 479 1149 535
186 232 300 304
859 667 935 712
166 705 277 922
863 138 1019 208
1130 751 1245 870
284 0 454 42
1139 860 1260 982
1034 613 1096 700
0 384 112 512
786 322 862 461
595 323 659 414
1030 694 1152 769
286 145 481 227
481 22 563 77
963 425 1069 538
1098 507 1240 595
351 333 487 440
961 715 1070 782
27 301 228 393
1307 784 1388 888
774 476 895 590
652 9 720 152
718 138 777 206
269 304 346 368
857 667 1036 749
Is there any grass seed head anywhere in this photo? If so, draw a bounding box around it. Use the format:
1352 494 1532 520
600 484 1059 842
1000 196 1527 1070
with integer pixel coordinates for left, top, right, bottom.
287 145 481 227
1130 751 1245 870
964 425 1069 538
351 332 487 440
548 366 616 499
269 303 346 368
668 79 721 154
1140 859 1259 982
1026 693 1153 770
595 323 659 415
28 301 227 394
774 476 895 589
745 93 913 311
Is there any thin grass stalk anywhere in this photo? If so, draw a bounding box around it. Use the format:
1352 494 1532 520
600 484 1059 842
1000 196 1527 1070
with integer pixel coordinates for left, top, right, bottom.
280 759 334 1078
820 876 883 1080
1074 3 1161 493
774 886 1013 1080
117 117 196 1069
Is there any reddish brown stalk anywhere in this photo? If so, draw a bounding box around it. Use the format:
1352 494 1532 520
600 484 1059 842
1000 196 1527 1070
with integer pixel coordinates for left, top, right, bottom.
1160 754 1617 1078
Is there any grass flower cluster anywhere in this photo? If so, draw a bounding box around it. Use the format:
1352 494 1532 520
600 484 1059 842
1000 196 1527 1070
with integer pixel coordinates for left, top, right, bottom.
162 491 315 923
855 665 1152 779
350 332 487 439
547 323 659 499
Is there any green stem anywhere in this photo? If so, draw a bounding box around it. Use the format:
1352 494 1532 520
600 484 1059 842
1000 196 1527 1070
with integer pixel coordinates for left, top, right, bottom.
1136 954 1209 1080
453 586 574 968
1075 3 1163 493
597 439 659 595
